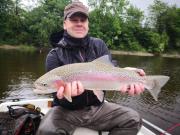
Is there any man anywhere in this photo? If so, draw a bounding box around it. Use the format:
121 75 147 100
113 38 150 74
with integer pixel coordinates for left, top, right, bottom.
36 1 145 135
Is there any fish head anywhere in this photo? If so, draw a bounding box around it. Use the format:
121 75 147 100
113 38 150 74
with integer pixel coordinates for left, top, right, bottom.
33 74 65 94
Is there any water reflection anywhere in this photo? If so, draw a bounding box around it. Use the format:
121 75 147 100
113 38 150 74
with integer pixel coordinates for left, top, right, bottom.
0 50 46 100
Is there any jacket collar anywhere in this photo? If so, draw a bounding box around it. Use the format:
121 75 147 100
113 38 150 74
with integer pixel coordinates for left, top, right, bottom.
50 30 90 49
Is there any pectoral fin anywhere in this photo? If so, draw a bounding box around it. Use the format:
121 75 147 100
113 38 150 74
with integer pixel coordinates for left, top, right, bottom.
93 90 104 102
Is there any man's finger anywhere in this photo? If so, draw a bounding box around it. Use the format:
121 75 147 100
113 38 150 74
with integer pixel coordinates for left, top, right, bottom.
128 84 135 95
124 67 146 76
137 69 146 76
120 84 128 93
71 81 78 96
56 86 64 99
134 84 141 95
77 81 84 95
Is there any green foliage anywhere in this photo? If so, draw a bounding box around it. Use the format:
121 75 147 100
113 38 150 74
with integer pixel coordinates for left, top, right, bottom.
135 28 168 54
0 0 26 44
146 32 167 53
148 0 180 51
164 7 180 49
24 0 70 46
0 0 179 54
0 0 70 46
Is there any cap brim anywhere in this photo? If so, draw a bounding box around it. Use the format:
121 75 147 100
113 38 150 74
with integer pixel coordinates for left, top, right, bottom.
66 11 88 19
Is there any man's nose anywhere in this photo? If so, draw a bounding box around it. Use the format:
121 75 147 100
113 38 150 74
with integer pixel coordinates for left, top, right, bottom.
76 20 83 24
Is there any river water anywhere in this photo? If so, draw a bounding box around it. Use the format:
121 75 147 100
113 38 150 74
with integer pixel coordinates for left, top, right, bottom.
0 49 179 134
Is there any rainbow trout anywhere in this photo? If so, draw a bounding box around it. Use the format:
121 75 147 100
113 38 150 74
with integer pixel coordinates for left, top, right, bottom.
34 55 169 102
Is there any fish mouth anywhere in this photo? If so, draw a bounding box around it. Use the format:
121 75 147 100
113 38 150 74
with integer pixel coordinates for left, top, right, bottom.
33 88 56 94
33 83 57 94
33 88 44 94
33 83 45 94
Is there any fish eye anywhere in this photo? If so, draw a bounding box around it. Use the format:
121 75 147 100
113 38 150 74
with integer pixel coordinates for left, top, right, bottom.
42 83 47 86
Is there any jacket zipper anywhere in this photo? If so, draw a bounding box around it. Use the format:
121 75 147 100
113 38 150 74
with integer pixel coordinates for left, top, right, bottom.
79 50 85 62
79 50 89 105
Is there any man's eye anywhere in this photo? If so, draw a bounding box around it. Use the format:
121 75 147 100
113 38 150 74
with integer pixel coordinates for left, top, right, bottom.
69 18 87 23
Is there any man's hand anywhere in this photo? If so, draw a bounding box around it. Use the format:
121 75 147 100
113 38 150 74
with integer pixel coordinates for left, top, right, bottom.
124 67 146 76
56 81 84 99
120 67 146 96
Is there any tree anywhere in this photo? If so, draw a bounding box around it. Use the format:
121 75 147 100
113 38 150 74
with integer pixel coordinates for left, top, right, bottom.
0 0 16 43
23 0 71 46
0 0 28 44
164 7 180 49
88 0 129 49
119 5 144 51
148 0 180 50
148 0 168 31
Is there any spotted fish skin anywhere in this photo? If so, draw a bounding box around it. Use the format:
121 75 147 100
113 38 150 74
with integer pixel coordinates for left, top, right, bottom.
34 55 170 102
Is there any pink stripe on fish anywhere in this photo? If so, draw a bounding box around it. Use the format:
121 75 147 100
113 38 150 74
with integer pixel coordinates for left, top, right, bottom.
69 72 132 82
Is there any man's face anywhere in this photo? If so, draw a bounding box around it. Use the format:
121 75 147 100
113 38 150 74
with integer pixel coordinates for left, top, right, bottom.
64 14 89 38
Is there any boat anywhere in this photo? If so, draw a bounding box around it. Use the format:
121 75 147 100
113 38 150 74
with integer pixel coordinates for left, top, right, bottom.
0 98 172 135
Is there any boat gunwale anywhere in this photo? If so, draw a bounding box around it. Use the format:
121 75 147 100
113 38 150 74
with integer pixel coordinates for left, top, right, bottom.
0 98 172 135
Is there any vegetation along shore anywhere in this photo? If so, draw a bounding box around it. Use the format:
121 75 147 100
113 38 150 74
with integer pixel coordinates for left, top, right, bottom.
0 0 179 55
1 44 180 59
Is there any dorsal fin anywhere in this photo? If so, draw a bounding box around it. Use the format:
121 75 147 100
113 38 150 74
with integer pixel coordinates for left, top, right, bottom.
92 55 114 66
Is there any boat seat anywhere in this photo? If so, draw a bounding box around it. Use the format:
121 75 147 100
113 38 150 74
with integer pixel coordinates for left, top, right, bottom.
73 127 109 135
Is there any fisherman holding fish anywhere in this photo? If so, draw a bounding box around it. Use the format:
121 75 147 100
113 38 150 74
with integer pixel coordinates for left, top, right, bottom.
35 1 169 135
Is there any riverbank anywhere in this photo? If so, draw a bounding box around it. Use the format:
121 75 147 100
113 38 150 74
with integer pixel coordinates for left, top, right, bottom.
0 45 37 52
0 45 180 58
111 50 180 58
0 45 21 49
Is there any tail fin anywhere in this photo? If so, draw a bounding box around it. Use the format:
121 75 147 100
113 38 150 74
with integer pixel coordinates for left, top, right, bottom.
145 75 170 101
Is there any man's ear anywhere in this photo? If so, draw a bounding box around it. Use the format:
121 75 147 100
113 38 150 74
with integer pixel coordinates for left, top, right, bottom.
63 21 66 30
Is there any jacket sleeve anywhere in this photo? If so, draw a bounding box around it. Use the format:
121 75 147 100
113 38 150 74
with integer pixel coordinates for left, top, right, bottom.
45 49 62 72
99 39 111 57
92 38 112 61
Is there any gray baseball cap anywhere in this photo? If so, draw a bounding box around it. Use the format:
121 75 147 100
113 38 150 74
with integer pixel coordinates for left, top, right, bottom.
64 1 89 19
